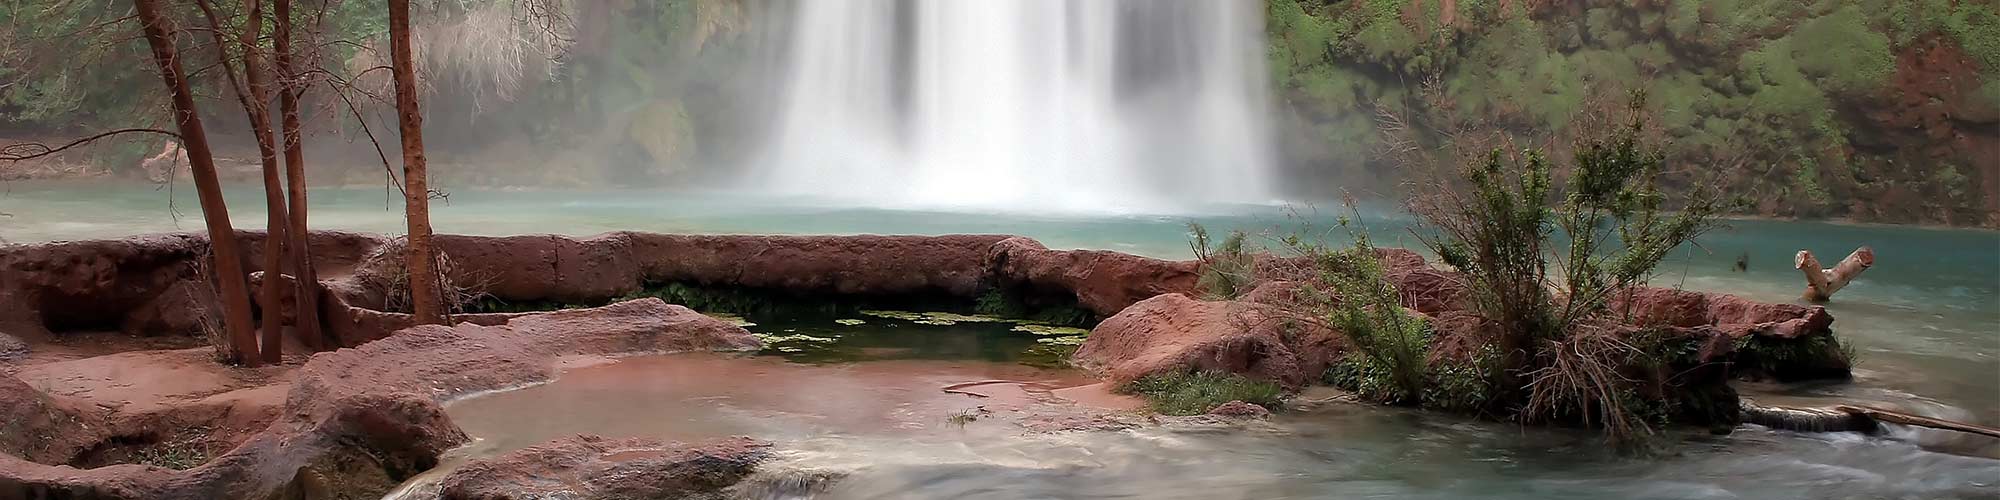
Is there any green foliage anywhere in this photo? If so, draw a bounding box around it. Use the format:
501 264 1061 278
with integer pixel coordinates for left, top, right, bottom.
1934 164 1972 200
1732 334 1857 381
1791 6 1896 96
1409 94 1721 438
973 288 1095 327
1420 344 1498 413
1881 0 2000 73
1270 0 1993 224
1124 371 1286 416
621 282 845 319
1188 223 1256 300
1313 216 1431 404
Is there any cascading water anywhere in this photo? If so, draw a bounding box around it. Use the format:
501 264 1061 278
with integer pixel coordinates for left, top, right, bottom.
758 0 1274 213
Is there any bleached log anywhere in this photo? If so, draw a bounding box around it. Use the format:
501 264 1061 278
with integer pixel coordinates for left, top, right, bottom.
1743 402 2000 439
1795 247 1874 302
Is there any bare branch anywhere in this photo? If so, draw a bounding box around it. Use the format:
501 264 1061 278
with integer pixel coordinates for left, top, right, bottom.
0 128 183 161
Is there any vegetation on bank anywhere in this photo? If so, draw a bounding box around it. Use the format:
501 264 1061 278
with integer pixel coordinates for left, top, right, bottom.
1269 0 1999 225
1194 94 1853 438
1125 371 1287 416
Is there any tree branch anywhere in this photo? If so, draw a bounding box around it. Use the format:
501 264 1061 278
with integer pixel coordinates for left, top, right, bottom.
0 128 183 162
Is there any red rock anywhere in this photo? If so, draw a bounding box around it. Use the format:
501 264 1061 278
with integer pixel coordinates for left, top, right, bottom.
0 230 387 340
1074 293 1343 388
0 372 100 465
1611 286 1834 340
1207 400 1272 418
0 298 758 499
120 279 220 337
991 237 1200 317
0 332 25 361
438 435 772 500
630 232 1007 297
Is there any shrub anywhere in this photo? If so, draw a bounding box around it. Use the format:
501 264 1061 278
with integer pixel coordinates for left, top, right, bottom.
1124 371 1286 416
1311 213 1431 404
1406 91 1722 439
1188 223 1256 300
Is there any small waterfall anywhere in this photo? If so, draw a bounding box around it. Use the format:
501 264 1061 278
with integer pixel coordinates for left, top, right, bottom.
758 0 1274 213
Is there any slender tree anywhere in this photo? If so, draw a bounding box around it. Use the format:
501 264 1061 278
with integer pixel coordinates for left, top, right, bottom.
275 0 325 350
195 0 294 364
132 0 261 363
388 0 444 324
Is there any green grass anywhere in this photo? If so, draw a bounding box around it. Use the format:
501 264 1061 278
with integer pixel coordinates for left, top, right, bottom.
1123 371 1286 416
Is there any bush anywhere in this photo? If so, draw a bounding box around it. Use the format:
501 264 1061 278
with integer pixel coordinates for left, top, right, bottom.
1407 91 1721 439
1312 214 1431 404
1124 371 1286 416
1188 223 1255 300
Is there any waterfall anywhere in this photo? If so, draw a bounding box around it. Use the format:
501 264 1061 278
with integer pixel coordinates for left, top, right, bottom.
757 0 1274 213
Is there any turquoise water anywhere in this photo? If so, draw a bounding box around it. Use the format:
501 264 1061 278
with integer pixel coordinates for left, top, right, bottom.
5 181 1998 497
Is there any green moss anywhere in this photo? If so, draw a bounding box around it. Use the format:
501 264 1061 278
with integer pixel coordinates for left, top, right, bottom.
1012 324 1089 336
1732 334 1855 381
462 297 592 314
972 287 1095 327
1124 371 1286 416
620 282 847 318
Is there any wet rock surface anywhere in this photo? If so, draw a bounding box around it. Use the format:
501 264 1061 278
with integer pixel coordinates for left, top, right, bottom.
990 237 1199 317
1074 293 1343 388
438 435 772 500
1207 400 1272 419
0 299 757 499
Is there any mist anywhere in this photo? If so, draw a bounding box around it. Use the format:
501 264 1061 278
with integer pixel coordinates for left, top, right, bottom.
378 0 1277 215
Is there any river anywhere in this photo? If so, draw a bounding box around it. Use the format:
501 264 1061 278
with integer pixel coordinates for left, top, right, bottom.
3 181 1995 498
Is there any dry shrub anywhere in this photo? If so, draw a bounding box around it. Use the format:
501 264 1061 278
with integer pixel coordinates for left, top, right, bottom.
347 0 576 113
1519 326 1646 437
354 237 490 316
184 255 233 364
413 0 576 112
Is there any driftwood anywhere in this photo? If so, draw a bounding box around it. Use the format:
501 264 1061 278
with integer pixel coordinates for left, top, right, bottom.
1743 402 2000 439
1795 247 1874 302
941 380 1061 399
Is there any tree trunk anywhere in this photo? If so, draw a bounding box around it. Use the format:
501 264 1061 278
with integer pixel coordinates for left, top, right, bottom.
275 0 323 351
133 0 260 364
389 0 444 324
197 0 292 363
241 0 292 364
1795 247 1874 302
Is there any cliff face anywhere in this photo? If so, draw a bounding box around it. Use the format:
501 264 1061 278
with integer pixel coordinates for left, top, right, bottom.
1268 0 2000 226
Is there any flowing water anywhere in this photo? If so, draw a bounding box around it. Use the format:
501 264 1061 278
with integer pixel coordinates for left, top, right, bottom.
3 182 1997 498
758 0 1273 212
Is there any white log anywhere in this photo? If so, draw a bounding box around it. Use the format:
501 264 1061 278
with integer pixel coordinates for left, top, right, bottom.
1796 247 1873 302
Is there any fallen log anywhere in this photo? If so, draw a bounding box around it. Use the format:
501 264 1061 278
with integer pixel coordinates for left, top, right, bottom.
1835 404 2000 439
1795 247 1874 302
1742 401 2000 439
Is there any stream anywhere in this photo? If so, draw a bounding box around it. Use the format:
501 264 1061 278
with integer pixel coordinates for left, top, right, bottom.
3 182 1996 498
